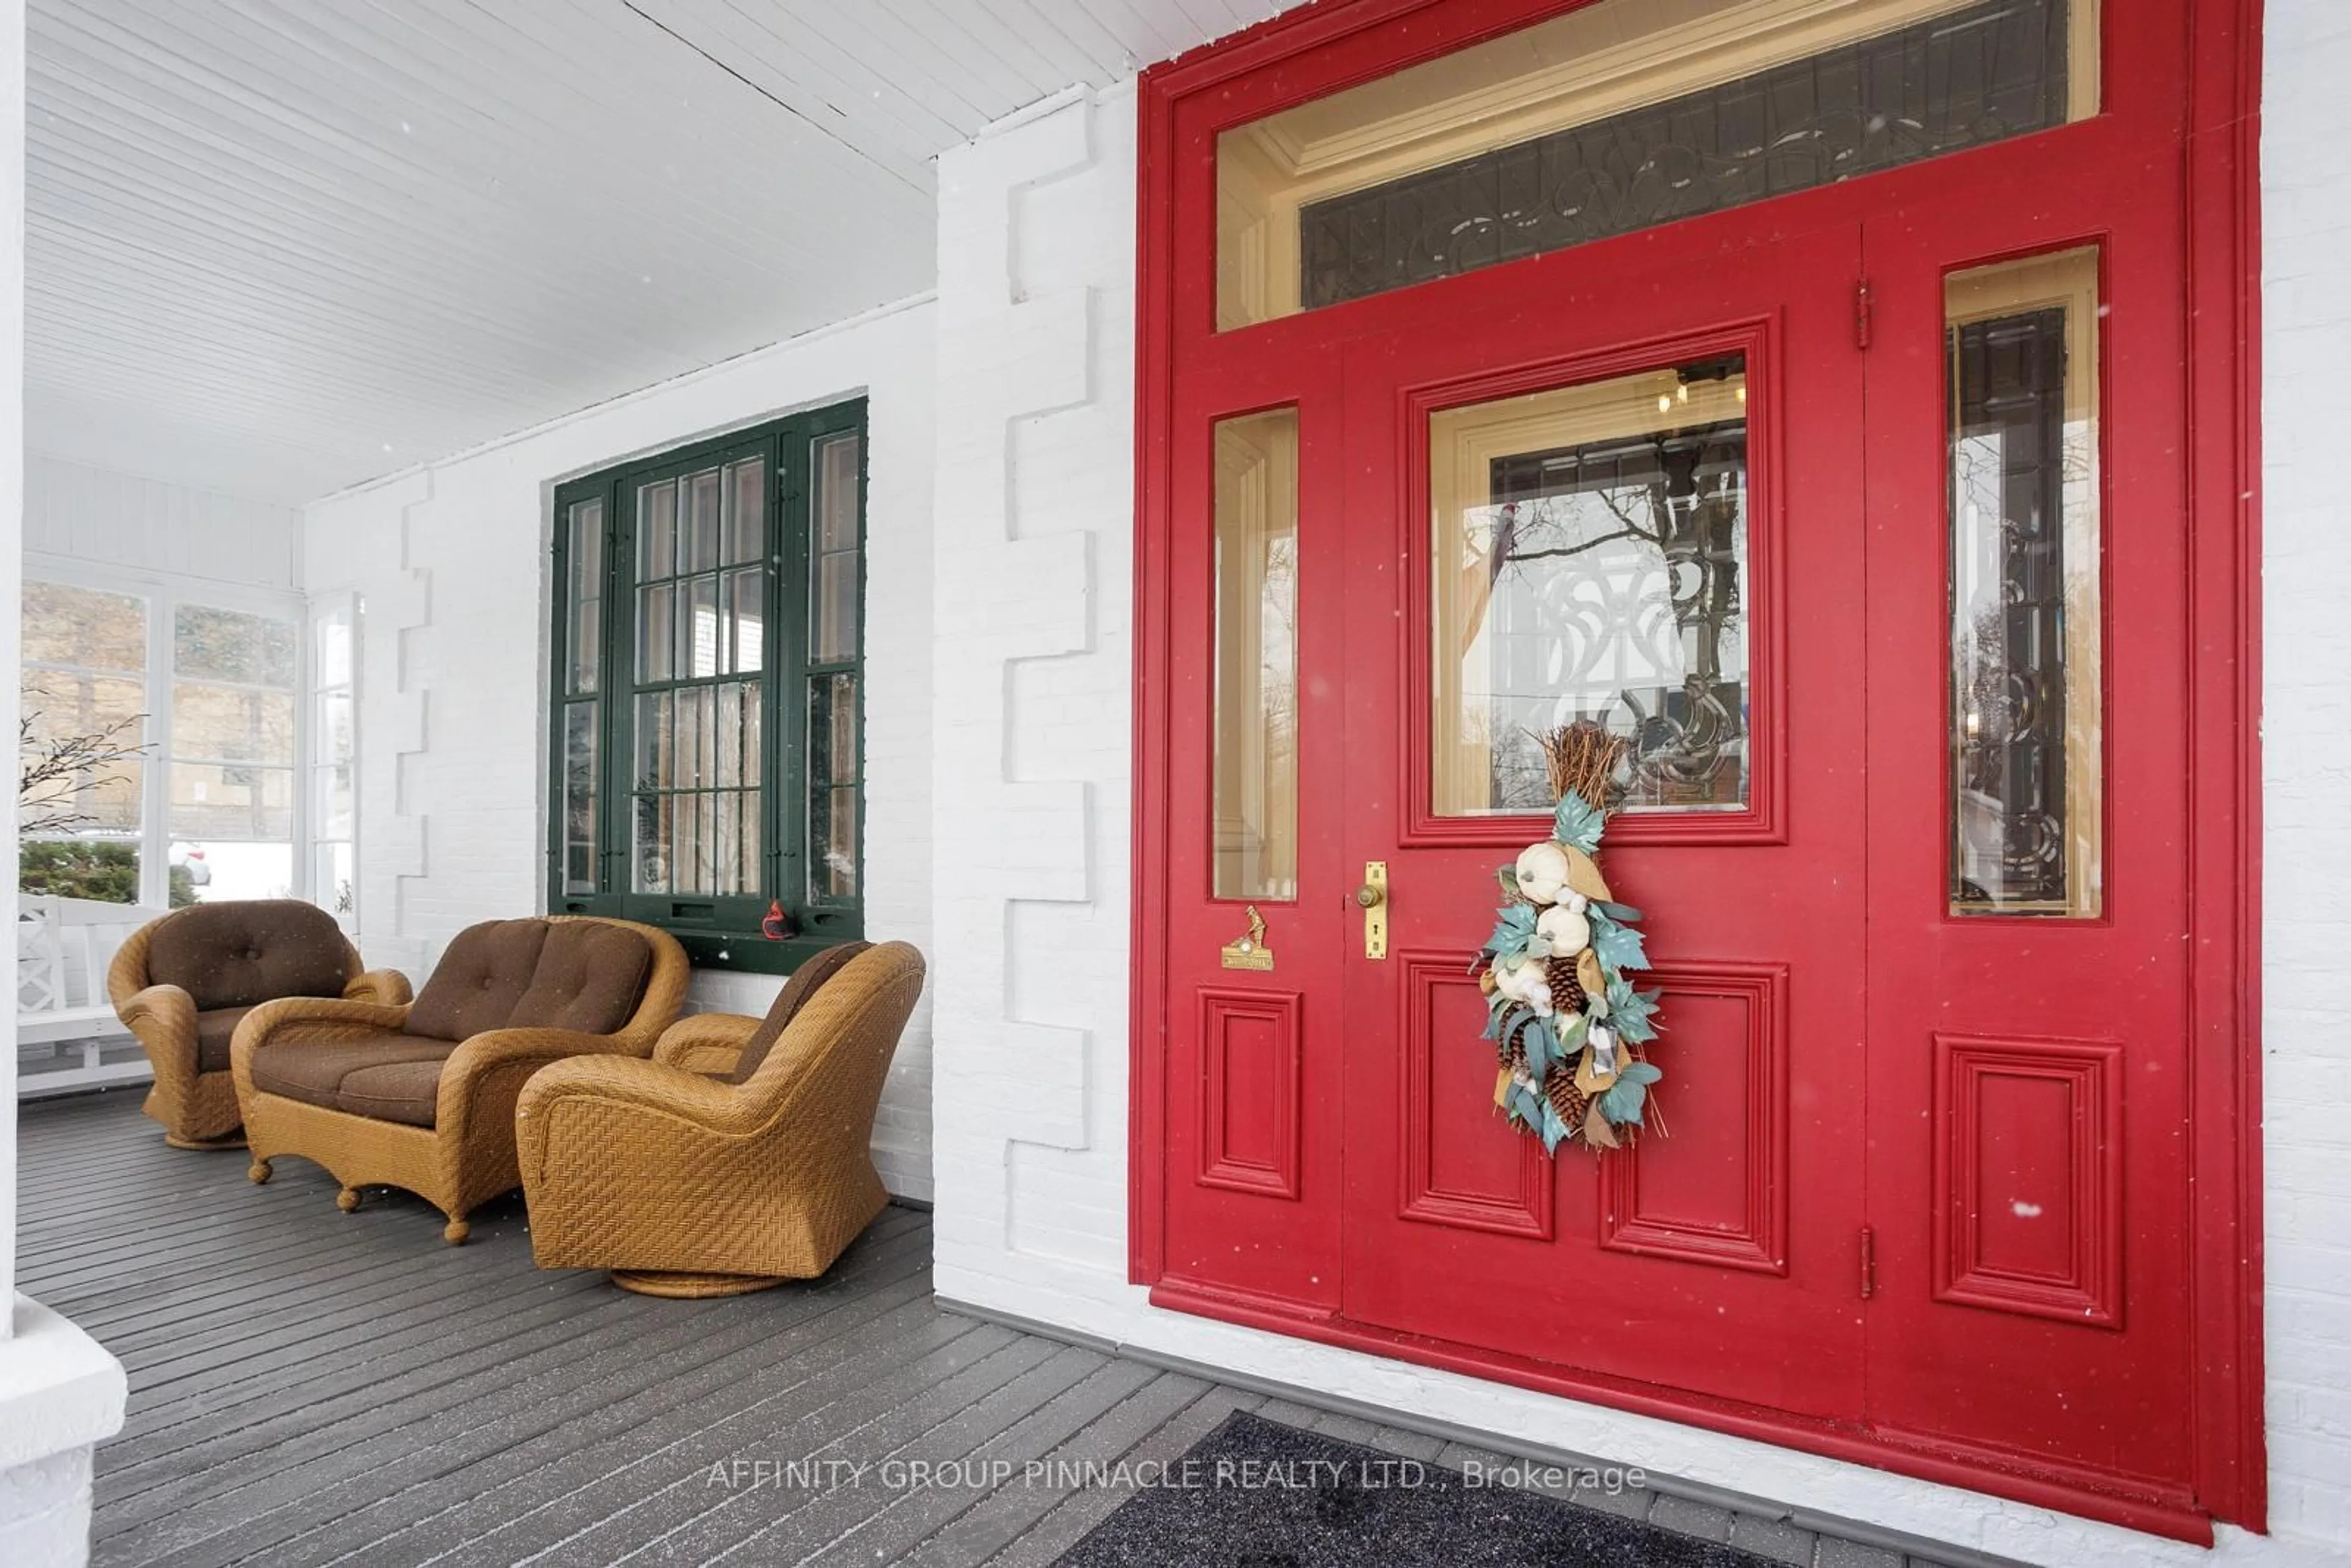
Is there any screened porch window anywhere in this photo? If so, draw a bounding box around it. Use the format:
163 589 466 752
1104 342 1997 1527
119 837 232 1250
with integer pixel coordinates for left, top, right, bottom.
548 401 867 973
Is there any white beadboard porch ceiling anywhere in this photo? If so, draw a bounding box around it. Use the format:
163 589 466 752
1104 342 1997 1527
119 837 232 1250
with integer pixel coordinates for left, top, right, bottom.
24 0 1296 506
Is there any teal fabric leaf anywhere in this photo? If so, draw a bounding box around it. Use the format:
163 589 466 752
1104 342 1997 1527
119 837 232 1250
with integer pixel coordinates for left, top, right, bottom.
1482 1000 1524 1044
1618 1060 1663 1088
1596 1075 1649 1126
1540 1102 1571 1153
1496 865 1521 897
1610 985 1662 1044
1521 1016 1558 1078
1487 903 1538 958
1588 911 1650 973
1592 899 1644 924
1553 792 1607 853
1555 1013 1589 1054
1510 1085 1547 1130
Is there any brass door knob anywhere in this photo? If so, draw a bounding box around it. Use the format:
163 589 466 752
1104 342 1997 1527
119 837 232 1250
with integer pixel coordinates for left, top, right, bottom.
1355 882 1384 909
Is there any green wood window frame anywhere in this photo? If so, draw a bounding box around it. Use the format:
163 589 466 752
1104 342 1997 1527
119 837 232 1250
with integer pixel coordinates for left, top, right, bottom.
547 399 866 974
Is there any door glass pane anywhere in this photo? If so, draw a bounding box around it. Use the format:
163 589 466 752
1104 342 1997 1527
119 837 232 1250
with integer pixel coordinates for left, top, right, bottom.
809 433 861 663
21 670 145 833
172 683 296 765
727 457 765 564
315 691 354 836
1217 0 2096 329
808 672 858 902
567 497 602 695
1947 248 2101 918
170 841 293 901
725 568 763 673
1432 359 1750 817
636 585 674 683
684 469 722 574
634 792 671 894
1211 408 1300 901
562 700 597 895
174 605 297 686
24 581 145 670
169 764 294 839
638 479 677 580
684 574 720 679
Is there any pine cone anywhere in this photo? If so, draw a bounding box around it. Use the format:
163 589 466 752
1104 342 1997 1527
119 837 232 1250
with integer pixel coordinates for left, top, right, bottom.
1547 1066 1589 1128
1545 955 1586 1016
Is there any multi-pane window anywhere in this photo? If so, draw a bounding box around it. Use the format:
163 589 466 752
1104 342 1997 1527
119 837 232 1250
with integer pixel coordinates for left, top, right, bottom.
19 579 312 910
170 604 301 901
310 596 359 930
549 401 866 972
19 582 149 902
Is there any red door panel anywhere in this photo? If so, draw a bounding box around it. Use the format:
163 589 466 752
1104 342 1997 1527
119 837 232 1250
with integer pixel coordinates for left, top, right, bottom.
1336 224 1869 1420
1158 350 1352 1312
1860 167 2199 1501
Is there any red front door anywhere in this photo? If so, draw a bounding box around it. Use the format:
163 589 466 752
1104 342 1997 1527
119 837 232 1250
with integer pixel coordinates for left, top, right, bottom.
1334 223 1870 1422
1138 0 2252 1536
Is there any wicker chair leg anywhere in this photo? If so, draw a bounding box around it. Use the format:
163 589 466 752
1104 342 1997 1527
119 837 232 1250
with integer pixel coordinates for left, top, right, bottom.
610 1270 789 1299
163 1131 247 1152
248 1158 274 1184
443 1214 471 1245
336 1187 362 1212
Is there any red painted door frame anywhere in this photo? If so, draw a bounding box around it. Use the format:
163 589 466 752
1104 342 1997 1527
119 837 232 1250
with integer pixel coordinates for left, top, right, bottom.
1129 0 2265 1537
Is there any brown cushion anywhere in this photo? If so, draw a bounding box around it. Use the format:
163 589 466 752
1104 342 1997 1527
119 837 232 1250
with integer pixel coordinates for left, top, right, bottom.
144 899 351 1012
407 920 549 1044
510 921 653 1036
724 942 872 1085
247 1031 459 1128
193 1005 255 1074
336 1058 451 1128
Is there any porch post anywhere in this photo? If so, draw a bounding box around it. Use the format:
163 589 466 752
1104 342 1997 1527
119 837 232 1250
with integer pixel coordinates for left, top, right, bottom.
0 3 129 1561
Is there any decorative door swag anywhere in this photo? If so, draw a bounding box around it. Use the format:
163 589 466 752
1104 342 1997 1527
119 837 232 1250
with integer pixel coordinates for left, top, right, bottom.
1474 723 1665 1154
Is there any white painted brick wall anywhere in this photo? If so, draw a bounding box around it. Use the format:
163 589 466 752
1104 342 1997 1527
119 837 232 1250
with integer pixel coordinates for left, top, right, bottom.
926 34 2351 1564
2259 1 2351 1557
302 301 938 1200
929 84 1138 1307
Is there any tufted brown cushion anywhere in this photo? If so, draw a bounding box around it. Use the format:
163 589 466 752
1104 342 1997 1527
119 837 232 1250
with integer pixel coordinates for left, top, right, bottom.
247 1032 460 1128
193 1005 257 1073
722 942 872 1086
406 920 549 1045
510 921 653 1036
144 899 351 1013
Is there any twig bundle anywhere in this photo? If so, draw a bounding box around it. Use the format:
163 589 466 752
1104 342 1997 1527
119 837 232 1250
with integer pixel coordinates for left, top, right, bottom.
1539 721 1629 811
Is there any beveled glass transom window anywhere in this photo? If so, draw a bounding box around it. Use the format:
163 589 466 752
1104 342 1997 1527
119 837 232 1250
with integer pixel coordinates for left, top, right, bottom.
1217 0 2098 329
1433 359 1750 817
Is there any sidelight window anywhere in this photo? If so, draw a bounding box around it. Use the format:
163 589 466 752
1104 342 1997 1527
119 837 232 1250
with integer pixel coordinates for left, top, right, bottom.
1211 408 1302 901
1217 0 2098 329
1945 249 2102 918
549 401 866 971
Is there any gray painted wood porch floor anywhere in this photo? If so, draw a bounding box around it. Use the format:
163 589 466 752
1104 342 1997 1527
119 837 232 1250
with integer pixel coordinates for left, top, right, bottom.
23 1089 1984 1568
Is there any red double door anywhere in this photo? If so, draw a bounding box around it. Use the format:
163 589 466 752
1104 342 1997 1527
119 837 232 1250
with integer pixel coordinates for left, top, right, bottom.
1158 168 2202 1521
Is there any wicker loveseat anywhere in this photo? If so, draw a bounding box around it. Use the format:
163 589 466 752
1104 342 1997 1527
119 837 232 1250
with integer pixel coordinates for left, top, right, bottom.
234 915 688 1242
108 899 411 1150
516 941 924 1296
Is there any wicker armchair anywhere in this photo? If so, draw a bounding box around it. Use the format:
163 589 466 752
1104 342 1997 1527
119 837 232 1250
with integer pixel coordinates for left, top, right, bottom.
516 941 924 1296
108 900 410 1150
233 915 688 1242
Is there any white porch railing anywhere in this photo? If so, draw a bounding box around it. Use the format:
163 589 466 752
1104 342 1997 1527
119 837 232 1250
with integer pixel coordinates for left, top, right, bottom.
17 895 163 1098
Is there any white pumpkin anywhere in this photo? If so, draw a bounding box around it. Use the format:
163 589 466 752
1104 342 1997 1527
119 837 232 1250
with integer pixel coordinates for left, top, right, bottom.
1492 953 1554 1016
1513 841 1572 905
1535 904 1589 956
